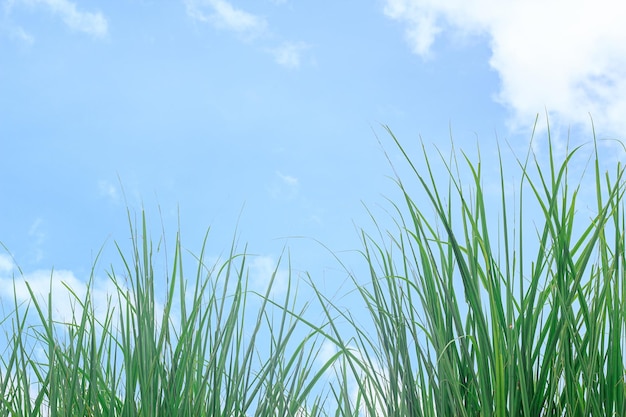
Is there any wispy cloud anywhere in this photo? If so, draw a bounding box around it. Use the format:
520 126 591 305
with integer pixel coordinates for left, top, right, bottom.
384 0 626 135
269 171 299 200
184 0 311 68
249 255 289 298
269 41 310 68
28 217 45 263
98 179 120 204
8 25 35 45
185 0 267 39
0 254 14 274
277 171 298 186
6 0 108 38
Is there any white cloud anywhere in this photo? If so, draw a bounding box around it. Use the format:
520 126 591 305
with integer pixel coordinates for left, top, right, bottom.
277 171 298 187
0 268 89 323
8 25 35 45
317 340 338 366
384 0 626 135
28 217 45 263
98 179 120 203
249 255 289 298
185 0 311 68
16 0 108 38
269 41 309 68
385 1 442 57
0 254 14 274
268 171 299 200
0 267 165 339
185 0 267 39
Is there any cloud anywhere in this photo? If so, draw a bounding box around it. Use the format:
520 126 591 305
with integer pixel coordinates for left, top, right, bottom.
384 0 626 135
384 1 442 57
0 254 14 274
8 25 35 45
13 0 108 38
277 171 298 187
98 179 120 203
185 0 310 68
185 0 267 39
249 255 289 298
28 217 45 263
269 171 299 199
0 266 167 339
0 268 92 323
317 340 338 366
269 41 309 68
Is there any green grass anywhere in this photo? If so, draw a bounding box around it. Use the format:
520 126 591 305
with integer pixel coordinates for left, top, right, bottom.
2 120 625 416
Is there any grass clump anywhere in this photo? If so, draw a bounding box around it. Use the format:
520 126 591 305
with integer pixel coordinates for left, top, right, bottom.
0 215 333 416
1 120 625 416
310 122 626 416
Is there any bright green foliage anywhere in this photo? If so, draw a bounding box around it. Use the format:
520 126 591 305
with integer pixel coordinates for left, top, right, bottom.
0 214 333 417
309 121 626 416
1 121 625 416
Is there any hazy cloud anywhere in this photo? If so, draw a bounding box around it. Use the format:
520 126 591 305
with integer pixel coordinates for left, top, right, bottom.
98 179 120 203
249 255 289 298
185 0 310 68
28 217 45 263
13 0 108 38
269 171 299 200
269 41 309 68
384 0 626 135
185 0 267 39
0 254 14 274
277 171 298 186
8 25 35 45
317 340 337 366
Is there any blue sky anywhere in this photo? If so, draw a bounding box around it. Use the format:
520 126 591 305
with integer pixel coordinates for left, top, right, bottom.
1 0 626 332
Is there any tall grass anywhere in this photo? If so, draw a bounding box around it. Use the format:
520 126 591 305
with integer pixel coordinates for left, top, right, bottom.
1 121 625 416
309 122 626 416
0 213 334 416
